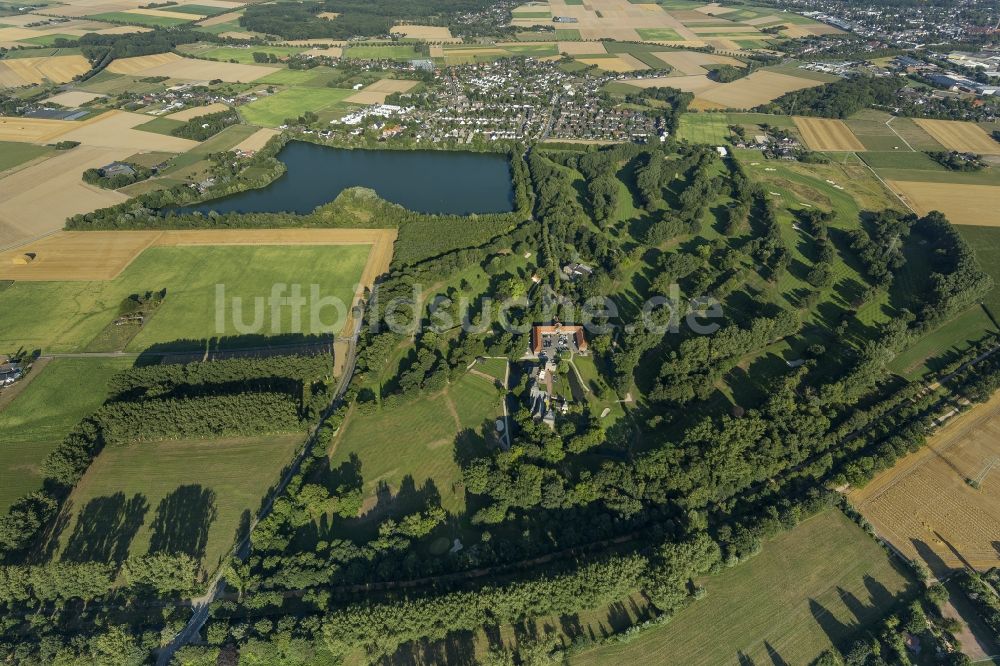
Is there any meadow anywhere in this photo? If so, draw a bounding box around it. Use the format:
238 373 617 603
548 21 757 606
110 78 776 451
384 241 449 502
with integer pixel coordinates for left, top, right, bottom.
328 372 501 516
956 224 1000 319
238 87 355 127
887 305 997 380
0 244 371 354
342 44 425 61
88 11 192 27
51 433 304 573
0 358 132 511
188 45 305 64
570 510 916 665
0 140 51 172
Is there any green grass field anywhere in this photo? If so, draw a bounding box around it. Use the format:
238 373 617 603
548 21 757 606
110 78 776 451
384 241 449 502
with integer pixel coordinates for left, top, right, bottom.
191 45 304 64
888 306 997 380
0 245 370 354
677 113 731 144
0 141 52 172
135 116 186 136
88 11 192 26
239 87 354 126
0 358 132 512
342 45 424 61
329 372 500 516
571 510 916 666
956 225 1000 320
18 33 78 46
166 4 227 15
52 433 303 572
256 67 338 86
635 28 683 40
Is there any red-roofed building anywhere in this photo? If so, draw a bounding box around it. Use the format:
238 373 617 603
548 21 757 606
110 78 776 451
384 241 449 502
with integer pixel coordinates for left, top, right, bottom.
531 324 588 355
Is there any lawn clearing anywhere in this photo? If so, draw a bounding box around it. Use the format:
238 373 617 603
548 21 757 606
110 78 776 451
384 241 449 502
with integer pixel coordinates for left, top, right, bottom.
52 433 303 573
239 86 354 126
571 509 916 666
329 372 501 516
794 116 865 152
0 358 132 512
851 390 1000 574
887 305 997 380
0 243 371 353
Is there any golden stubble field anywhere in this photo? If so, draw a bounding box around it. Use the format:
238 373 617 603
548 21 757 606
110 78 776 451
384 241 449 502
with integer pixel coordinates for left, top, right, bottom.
887 180 1000 227
695 70 822 109
794 117 866 152
850 391 1000 575
107 52 276 82
345 78 419 104
914 119 1000 156
0 55 90 87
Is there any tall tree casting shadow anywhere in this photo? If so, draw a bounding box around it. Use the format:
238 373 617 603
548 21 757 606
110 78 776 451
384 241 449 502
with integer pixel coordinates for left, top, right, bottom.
62 492 148 563
148 484 217 560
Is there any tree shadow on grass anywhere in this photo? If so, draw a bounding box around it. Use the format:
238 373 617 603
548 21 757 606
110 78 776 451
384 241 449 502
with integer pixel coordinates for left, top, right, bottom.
148 484 217 560
62 492 148 563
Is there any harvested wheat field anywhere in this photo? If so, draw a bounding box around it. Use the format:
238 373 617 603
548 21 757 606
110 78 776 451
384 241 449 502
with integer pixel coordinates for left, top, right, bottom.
534 0 699 42
578 54 648 72
57 110 199 151
652 50 744 75
0 145 131 249
107 52 274 82
914 119 1000 156
346 78 418 104
0 116 79 142
43 90 106 107
232 127 280 153
167 102 230 121
794 117 866 152
696 70 822 109
557 41 606 55
850 391 1000 574
0 55 91 87
887 181 1000 227
106 52 183 75
0 228 397 285
390 24 459 42
626 74 719 94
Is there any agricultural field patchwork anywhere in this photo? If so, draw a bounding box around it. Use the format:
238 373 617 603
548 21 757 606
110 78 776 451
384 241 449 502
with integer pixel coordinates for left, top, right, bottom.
914 119 1000 156
793 117 866 152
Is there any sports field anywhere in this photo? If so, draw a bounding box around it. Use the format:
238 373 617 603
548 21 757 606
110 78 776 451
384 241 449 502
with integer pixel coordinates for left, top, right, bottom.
0 357 132 512
914 119 1000 156
793 117 865 152
51 433 303 572
851 390 1000 574
571 510 915 665
329 372 501 515
0 243 371 353
239 87 355 126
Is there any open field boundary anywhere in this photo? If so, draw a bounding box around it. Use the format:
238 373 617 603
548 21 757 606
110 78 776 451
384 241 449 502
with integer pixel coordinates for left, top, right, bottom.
0 228 396 285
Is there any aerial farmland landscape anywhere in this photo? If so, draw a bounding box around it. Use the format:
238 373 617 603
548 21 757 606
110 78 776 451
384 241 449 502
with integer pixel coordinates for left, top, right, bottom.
1 0 1000 663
